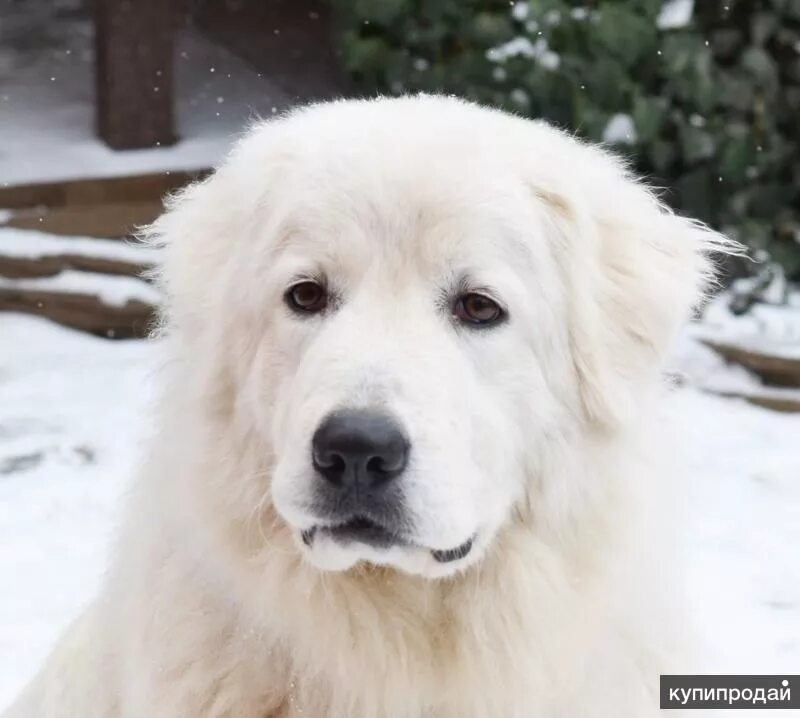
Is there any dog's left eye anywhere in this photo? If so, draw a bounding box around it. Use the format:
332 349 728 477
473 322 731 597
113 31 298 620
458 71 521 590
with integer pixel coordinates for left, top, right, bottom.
453 293 504 326
285 281 327 314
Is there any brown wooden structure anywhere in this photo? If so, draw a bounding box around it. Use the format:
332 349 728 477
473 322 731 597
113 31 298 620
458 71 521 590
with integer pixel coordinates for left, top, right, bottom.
94 0 179 149
91 0 342 150
0 171 203 339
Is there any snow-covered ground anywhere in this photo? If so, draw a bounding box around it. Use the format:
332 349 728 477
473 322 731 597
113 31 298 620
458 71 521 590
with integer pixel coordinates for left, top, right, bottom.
0 269 799 708
0 314 157 706
669 334 800 676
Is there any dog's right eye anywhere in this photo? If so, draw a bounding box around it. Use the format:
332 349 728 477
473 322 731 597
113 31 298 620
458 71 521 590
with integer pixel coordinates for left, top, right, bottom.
285 281 327 314
453 293 505 327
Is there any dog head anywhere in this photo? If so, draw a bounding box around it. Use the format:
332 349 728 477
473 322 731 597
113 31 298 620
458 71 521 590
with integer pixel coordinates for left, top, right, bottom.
146 96 730 579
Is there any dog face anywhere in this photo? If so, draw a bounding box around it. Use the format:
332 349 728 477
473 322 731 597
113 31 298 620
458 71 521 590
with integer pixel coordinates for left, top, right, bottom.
261 162 570 578
150 97 723 579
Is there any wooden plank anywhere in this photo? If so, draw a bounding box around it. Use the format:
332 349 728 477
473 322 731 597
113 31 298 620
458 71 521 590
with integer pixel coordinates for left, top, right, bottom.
0 254 152 280
0 170 207 211
701 388 800 413
5 202 163 239
0 288 155 339
94 0 179 149
699 337 800 388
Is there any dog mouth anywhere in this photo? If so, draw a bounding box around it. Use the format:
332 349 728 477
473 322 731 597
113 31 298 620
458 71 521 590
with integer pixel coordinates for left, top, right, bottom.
429 539 474 563
303 516 405 550
301 517 474 564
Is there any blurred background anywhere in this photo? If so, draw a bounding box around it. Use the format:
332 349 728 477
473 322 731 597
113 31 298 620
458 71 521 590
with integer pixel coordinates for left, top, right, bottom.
0 0 798 708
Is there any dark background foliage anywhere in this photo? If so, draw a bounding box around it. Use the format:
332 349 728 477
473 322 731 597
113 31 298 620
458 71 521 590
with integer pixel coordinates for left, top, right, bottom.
329 0 800 281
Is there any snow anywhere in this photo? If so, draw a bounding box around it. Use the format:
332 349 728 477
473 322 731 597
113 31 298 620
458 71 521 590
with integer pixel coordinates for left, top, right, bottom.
677 337 800 403
0 227 156 264
0 315 158 706
673 388 800 674
657 0 695 30
487 37 539 62
543 9 562 27
510 2 529 22
602 113 638 145
0 226 158 306
510 88 531 107
0 279 799 708
486 37 560 70
0 269 159 308
697 290 800 360
0 227 158 307
0 2 288 186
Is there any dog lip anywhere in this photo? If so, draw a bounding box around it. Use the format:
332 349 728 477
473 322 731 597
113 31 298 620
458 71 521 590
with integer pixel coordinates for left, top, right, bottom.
430 536 474 563
303 516 408 550
301 527 317 546
301 521 475 561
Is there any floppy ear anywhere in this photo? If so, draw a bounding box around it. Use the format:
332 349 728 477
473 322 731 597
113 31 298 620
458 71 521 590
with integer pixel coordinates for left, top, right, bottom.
140 174 231 335
531 150 737 429
140 120 290 338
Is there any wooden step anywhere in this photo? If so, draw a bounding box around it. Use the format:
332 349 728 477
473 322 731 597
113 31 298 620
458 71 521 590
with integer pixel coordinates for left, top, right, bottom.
0 170 192 338
3 202 162 239
0 252 151 280
699 337 800 388
0 286 154 339
701 387 800 413
0 169 207 210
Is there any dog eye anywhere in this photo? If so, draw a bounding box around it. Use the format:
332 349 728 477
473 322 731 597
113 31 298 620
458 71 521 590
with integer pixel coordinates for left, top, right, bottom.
454 293 504 326
285 281 327 313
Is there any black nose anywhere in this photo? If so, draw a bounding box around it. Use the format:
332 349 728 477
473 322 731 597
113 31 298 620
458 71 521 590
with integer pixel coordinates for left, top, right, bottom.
311 409 409 490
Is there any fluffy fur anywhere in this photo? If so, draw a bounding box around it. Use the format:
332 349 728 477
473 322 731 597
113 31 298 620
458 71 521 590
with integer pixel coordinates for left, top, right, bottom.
5 96 733 717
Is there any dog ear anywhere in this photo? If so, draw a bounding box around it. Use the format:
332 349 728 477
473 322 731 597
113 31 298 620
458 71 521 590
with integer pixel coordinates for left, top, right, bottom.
139 121 288 337
140 175 229 335
531 149 738 430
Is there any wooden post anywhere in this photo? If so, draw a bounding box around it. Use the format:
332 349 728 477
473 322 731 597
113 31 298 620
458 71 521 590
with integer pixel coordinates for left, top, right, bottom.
94 0 178 150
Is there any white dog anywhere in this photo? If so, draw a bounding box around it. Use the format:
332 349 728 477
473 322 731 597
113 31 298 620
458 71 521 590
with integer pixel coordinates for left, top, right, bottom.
4 95 731 717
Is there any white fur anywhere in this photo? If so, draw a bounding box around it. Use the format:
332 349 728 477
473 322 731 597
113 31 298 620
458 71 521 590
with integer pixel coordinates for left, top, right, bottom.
4 95 735 717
